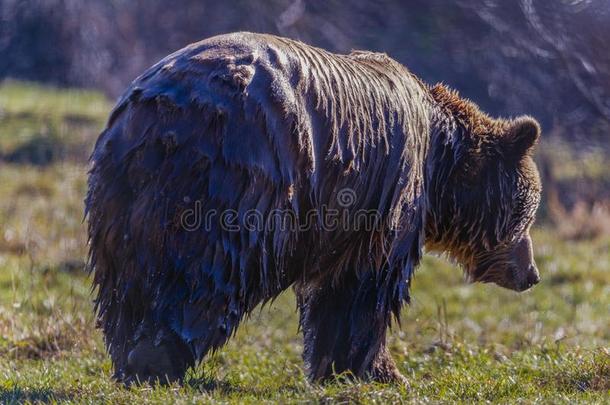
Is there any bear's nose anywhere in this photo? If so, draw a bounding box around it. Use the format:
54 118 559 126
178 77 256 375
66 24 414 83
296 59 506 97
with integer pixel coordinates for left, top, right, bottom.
524 266 540 289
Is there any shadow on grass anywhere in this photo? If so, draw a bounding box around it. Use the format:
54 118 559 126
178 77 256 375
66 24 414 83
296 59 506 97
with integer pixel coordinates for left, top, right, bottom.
0 387 72 404
185 376 274 397
184 373 310 398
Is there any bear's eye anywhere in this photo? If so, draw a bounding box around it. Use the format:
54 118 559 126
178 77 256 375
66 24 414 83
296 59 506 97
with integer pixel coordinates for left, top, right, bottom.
509 183 540 239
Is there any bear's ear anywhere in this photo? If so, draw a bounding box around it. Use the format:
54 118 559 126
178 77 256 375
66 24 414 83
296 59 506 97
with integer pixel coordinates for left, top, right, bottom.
505 116 541 158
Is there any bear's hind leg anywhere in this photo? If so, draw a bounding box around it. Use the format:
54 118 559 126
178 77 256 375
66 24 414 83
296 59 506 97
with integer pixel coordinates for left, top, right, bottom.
120 285 243 386
123 331 195 386
122 258 295 385
296 272 407 386
119 293 241 386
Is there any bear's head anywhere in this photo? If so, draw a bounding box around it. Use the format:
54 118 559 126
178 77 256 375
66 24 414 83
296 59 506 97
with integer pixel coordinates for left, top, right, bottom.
427 85 542 292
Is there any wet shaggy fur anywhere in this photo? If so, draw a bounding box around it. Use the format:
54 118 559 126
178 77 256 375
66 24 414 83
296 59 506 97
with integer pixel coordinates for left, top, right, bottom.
86 32 541 385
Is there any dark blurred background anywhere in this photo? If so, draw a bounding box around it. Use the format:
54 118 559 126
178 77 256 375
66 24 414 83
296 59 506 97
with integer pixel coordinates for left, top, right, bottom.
1 0 609 237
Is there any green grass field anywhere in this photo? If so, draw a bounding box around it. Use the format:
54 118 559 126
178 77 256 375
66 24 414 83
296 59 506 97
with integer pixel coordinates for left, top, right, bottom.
0 82 608 403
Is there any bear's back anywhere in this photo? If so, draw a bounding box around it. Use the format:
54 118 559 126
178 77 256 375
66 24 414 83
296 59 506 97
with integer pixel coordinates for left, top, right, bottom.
98 32 431 194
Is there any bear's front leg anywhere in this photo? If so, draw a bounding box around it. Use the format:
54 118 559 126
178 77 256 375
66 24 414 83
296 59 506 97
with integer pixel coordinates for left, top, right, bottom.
296 272 407 386
370 345 409 386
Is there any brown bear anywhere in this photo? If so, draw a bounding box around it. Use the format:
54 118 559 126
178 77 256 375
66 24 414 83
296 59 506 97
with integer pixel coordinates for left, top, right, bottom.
86 32 542 386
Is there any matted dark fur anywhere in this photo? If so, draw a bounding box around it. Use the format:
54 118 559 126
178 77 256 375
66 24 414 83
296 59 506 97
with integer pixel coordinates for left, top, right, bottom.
86 32 542 385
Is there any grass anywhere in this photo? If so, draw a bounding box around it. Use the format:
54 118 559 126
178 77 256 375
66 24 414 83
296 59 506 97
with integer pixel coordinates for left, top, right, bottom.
0 81 609 403
0 80 109 164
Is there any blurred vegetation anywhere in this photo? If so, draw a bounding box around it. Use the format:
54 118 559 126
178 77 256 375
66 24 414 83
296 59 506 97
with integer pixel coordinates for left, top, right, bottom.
2 0 609 148
0 81 108 165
